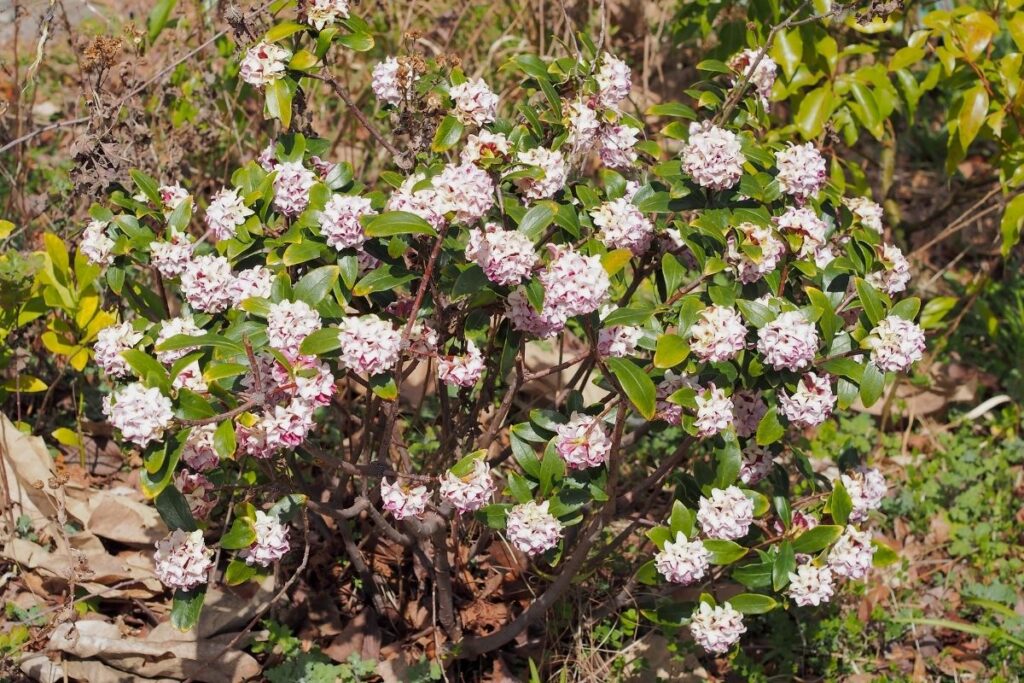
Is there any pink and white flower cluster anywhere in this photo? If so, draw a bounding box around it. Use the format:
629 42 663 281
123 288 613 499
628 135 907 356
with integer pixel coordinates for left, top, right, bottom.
690 602 746 654
775 143 827 203
240 511 291 566
154 529 213 590
106 383 174 448
681 122 745 191
94 322 144 378
337 315 403 376
655 532 710 585
866 315 925 372
779 372 836 427
381 478 430 519
555 413 612 469
465 223 537 286
757 311 819 371
841 468 888 522
728 48 778 105
697 486 753 540
590 198 653 255
439 459 495 513
690 305 747 363
506 500 563 555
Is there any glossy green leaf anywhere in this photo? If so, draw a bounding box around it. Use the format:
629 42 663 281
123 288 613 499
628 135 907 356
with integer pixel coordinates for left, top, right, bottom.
606 358 656 420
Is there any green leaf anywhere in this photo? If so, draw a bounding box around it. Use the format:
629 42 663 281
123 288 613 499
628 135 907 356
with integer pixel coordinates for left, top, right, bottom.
130 169 161 204
958 85 989 151
606 358 656 420
795 85 834 139
755 408 785 446
475 503 511 529
727 594 778 615
352 264 416 296
855 277 885 325
538 441 565 497
772 29 802 80
654 334 689 369
431 115 465 152
792 525 843 553
773 541 796 590
507 471 534 504
370 374 398 401
121 350 171 393
220 517 256 550
871 540 899 567
696 59 731 74
266 21 306 42
732 559 773 588
736 299 774 328
859 361 885 407
920 295 958 329
171 586 206 632
714 432 742 488
364 211 437 237
155 487 198 532
829 480 853 525
147 0 178 43
517 203 555 241
299 328 342 355
282 240 322 266
645 526 673 550
337 31 374 52
224 558 259 586
645 102 696 119
213 420 236 460
703 539 748 565
293 265 340 305
288 49 319 72
668 500 695 539
265 77 296 129
1000 193 1024 257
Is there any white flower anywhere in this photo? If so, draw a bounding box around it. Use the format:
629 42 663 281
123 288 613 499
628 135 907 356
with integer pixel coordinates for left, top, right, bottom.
437 340 485 387
690 305 747 363
866 315 925 372
387 173 446 231
515 147 568 201
866 243 911 295
739 443 774 485
555 412 612 469
240 511 291 566
432 162 495 224
108 383 173 448
697 486 753 540
174 470 216 519
599 123 640 169
461 130 511 165
538 245 610 318
205 188 253 242
732 390 767 438
681 122 744 191
775 143 827 203
183 424 219 471
319 194 376 250
727 221 785 283
262 398 318 450
596 53 631 107
372 57 417 106
267 300 322 360
381 478 430 519
439 458 495 513
465 223 537 286
154 529 212 591
93 322 144 377
828 526 874 579
306 0 349 29
273 161 316 216
695 384 734 437
506 500 563 555
158 184 190 213
841 468 887 522
567 99 601 149
690 602 746 654
597 325 642 358
779 372 836 427
81 220 114 266
655 531 710 585
505 287 567 338
173 360 208 393
181 254 235 313
728 49 777 105
775 206 829 258
338 315 403 376
846 196 885 233
449 78 498 126
590 197 653 255
787 564 835 606
228 266 274 306
757 310 819 372
150 231 194 278
239 42 291 87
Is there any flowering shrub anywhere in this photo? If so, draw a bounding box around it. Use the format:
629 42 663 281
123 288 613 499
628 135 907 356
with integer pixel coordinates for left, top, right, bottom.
77 5 923 661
